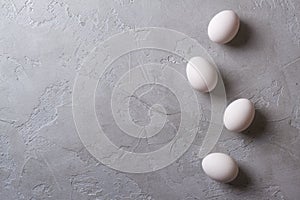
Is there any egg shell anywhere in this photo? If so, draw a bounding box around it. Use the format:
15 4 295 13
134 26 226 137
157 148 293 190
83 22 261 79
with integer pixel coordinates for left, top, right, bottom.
202 153 239 183
208 10 240 44
186 57 218 92
223 98 255 132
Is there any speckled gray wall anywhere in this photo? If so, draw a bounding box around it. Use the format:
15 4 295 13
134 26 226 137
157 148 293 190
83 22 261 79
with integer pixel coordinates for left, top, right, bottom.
0 0 300 199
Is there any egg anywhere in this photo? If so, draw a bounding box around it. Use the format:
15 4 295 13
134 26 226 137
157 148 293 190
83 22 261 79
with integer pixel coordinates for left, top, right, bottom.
223 98 255 132
202 153 239 183
186 56 218 92
208 10 240 44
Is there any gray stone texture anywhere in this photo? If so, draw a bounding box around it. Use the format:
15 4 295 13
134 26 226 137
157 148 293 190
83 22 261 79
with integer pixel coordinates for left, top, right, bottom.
0 0 300 199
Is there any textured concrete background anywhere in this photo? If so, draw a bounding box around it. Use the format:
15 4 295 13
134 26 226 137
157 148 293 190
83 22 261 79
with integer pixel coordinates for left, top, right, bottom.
1 0 300 199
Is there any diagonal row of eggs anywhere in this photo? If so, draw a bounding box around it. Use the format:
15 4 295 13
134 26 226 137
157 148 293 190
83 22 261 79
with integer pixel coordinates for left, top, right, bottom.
186 10 255 183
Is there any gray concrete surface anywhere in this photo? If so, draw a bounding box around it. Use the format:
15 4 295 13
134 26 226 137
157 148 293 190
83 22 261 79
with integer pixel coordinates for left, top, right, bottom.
0 0 300 199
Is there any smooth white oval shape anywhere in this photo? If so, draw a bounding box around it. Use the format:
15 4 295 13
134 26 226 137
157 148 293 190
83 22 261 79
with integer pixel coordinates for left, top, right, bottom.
186 56 218 92
223 98 255 132
202 153 239 183
208 10 240 44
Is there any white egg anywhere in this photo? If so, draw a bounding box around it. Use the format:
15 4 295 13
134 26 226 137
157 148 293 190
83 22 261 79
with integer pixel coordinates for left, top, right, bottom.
208 10 240 44
223 98 255 132
186 56 218 92
202 153 239 183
